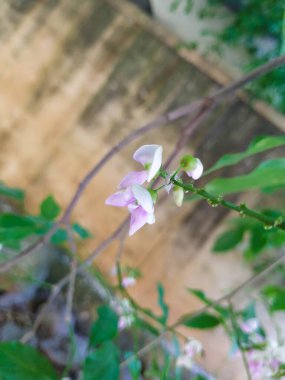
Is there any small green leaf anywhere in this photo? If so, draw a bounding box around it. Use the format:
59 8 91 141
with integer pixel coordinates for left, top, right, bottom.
72 223 92 239
213 228 244 252
0 182 25 201
262 285 285 312
205 158 285 195
0 341 58 380
188 288 229 317
242 302 256 320
249 226 267 254
205 134 285 175
170 0 182 12
157 283 169 325
90 305 118 347
125 353 142 380
183 312 220 329
83 341 119 380
50 228 68 244
40 195 61 220
184 0 193 13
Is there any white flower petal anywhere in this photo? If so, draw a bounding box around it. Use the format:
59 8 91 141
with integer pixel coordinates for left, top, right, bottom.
173 186 184 207
133 145 162 166
146 212 155 225
186 158 203 180
132 184 154 213
147 145 162 181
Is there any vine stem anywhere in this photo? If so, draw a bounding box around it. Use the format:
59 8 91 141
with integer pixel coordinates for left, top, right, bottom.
228 301 252 380
172 179 285 231
1 54 285 274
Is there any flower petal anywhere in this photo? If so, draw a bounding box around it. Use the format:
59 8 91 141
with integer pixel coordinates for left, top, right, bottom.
173 186 184 207
147 145 162 181
118 170 148 189
146 212 155 225
133 145 162 166
186 158 203 180
132 184 154 213
129 206 149 236
105 188 134 207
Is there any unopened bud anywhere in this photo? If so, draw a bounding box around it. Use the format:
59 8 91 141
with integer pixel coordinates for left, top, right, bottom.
173 186 184 207
180 155 203 180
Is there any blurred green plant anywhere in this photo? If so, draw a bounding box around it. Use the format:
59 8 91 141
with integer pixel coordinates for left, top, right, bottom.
204 0 285 113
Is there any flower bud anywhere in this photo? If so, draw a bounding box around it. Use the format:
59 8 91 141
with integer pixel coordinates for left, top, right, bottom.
180 155 203 180
173 186 184 207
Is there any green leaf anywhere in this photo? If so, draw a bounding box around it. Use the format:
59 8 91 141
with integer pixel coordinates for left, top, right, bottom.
0 214 39 245
72 223 92 239
188 288 229 318
125 353 142 380
242 302 256 320
83 341 119 380
50 228 68 244
0 341 58 380
262 285 285 312
90 305 118 347
205 135 285 175
205 158 285 196
40 195 61 221
157 283 169 325
184 0 193 13
0 182 25 201
213 228 244 252
249 226 267 254
183 312 220 329
0 214 36 228
170 0 182 12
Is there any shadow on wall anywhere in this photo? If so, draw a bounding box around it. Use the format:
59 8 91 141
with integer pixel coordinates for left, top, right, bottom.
128 0 152 14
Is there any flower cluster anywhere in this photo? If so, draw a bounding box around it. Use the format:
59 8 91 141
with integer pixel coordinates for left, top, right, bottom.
176 338 203 369
111 298 135 331
106 145 203 235
247 342 285 379
238 319 285 379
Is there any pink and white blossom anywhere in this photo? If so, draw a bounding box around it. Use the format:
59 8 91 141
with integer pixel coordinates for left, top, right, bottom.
240 318 259 334
122 276 137 288
176 338 203 370
106 184 155 236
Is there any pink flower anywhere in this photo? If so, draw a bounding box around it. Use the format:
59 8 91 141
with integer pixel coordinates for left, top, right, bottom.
122 276 136 288
118 315 134 330
240 318 259 334
176 339 203 370
184 339 203 358
106 184 155 236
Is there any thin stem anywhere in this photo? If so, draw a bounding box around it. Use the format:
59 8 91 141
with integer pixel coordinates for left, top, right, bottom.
228 301 252 380
172 179 285 231
65 224 78 325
